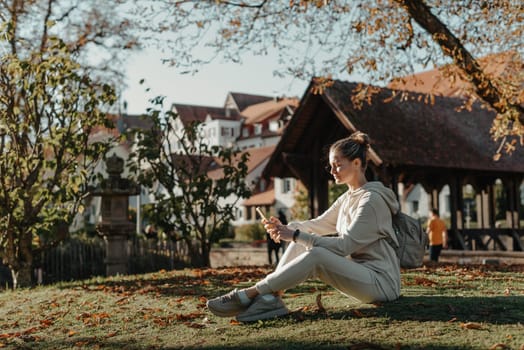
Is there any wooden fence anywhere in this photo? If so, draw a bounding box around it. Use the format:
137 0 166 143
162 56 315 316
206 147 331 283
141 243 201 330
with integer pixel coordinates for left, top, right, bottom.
0 237 192 286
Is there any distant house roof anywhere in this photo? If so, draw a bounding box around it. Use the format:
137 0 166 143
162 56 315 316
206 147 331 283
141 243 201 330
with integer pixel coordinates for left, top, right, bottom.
170 154 220 176
208 145 275 179
228 92 273 112
90 114 155 142
242 188 275 206
173 103 242 125
119 114 155 132
388 51 523 104
244 145 275 172
242 97 299 125
264 79 524 180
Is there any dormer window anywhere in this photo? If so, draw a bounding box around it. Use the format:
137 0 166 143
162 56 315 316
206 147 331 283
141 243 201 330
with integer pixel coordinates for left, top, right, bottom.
269 120 279 132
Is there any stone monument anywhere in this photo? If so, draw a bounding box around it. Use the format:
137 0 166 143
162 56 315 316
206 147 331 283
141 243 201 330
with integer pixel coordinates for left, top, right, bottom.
91 154 139 276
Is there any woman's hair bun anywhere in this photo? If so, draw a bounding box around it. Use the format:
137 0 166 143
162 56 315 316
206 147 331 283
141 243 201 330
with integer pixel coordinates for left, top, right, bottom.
350 131 370 148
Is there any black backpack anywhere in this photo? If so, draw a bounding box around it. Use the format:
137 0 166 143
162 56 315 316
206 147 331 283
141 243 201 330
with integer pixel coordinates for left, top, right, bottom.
385 212 428 268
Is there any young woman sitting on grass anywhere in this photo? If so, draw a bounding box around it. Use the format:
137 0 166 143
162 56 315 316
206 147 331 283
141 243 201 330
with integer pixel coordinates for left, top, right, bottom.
207 131 401 322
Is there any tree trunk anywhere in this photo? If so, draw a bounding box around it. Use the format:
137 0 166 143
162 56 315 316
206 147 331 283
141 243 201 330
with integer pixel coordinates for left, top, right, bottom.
201 241 211 268
184 236 205 267
10 264 32 289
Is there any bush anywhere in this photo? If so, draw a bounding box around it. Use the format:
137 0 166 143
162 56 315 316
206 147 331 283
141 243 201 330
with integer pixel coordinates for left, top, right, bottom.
234 223 266 242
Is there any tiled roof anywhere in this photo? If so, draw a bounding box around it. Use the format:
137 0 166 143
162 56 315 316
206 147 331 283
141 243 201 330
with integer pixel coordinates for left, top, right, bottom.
324 80 524 171
208 145 275 179
170 154 219 176
264 79 524 179
173 103 242 125
242 98 299 125
388 51 523 104
242 188 275 206
120 114 155 132
229 92 273 112
244 145 275 172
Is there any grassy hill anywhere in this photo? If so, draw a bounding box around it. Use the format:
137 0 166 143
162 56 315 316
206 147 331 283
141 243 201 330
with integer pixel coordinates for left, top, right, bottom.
0 263 523 349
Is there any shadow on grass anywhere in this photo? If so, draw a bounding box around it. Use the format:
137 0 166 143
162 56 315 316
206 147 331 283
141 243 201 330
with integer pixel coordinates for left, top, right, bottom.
18 338 474 350
326 295 524 325
58 265 271 299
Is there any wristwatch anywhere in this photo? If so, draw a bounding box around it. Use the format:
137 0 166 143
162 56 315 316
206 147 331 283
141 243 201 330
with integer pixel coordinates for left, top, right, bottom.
293 229 300 243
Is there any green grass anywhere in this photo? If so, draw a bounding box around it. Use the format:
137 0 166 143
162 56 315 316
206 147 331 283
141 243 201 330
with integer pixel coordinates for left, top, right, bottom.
0 264 523 349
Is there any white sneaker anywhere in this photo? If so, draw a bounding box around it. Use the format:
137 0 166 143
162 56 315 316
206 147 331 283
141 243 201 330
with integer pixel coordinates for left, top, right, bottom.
236 294 289 322
207 289 250 317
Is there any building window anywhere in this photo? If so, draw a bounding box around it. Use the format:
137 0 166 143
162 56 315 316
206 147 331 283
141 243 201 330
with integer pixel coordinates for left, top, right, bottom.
254 124 262 135
282 178 292 194
259 178 266 192
412 200 419 214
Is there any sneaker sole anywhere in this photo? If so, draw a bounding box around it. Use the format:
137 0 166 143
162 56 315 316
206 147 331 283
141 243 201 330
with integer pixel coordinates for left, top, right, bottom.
236 307 289 322
207 301 246 317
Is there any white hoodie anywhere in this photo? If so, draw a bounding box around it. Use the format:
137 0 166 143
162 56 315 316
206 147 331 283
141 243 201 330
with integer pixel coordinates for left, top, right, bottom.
288 181 401 300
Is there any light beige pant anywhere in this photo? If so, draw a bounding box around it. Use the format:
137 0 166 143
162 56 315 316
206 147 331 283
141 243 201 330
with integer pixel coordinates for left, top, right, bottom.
255 242 394 303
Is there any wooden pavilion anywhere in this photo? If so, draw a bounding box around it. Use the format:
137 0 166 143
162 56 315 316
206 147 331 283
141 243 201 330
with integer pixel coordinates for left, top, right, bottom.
263 79 524 252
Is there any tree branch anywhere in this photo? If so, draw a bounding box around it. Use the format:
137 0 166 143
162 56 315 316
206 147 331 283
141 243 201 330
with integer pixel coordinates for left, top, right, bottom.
215 0 268 8
396 0 524 120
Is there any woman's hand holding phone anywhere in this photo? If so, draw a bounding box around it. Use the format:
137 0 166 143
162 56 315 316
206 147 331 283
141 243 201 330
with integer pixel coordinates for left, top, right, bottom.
256 207 282 243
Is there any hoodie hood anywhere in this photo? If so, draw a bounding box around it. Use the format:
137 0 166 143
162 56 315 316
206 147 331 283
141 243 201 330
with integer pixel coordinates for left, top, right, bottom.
361 181 400 215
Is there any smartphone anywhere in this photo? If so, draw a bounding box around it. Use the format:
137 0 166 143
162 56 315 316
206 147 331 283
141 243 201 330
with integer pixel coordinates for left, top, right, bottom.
255 207 267 221
257 207 279 243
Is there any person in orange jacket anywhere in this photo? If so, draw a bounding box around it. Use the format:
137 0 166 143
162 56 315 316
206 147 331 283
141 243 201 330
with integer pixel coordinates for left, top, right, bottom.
426 208 448 262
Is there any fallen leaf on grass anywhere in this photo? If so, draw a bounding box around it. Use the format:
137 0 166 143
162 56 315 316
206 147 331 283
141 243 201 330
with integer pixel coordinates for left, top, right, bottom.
115 297 129 305
176 312 205 322
315 293 326 313
460 322 483 330
229 319 240 325
348 342 386 349
290 307 306 321
414 277 438 287
76 312 111 326
39 318 54 328
183 322 206 329
489 343 509 349
351 309 365 318
75 341 89 347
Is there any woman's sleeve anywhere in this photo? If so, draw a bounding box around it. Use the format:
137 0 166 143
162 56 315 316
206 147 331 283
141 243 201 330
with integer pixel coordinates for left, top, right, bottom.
297 192 381 256
287 191 346 235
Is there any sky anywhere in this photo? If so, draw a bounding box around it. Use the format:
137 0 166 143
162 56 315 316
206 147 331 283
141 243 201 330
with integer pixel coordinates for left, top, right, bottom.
121 49 311 115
